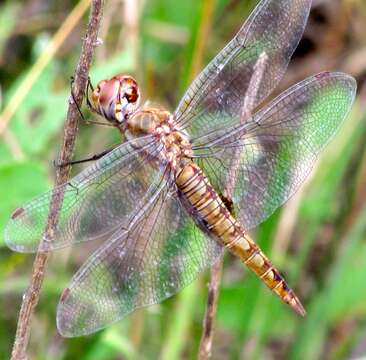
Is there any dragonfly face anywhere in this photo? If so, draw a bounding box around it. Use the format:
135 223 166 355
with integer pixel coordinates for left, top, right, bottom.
88 74 140 124
5 0 357 337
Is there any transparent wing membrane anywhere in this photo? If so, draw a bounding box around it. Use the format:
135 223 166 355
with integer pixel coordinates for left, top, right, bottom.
57 188 222 337
175 0 312 139
5 136 166 252
193 72 356 230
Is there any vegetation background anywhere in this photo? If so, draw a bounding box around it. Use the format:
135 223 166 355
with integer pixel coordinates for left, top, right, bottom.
1 0 366 359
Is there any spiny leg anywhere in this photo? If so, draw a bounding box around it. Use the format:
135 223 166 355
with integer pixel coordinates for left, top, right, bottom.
54 145 118 167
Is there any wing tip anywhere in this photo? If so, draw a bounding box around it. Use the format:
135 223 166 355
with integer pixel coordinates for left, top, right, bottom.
310 71 357 115
56 290 75 338
4 222 38 253
4 220 19 252
56 288 105 338
315 71 357 93
4 208 32 253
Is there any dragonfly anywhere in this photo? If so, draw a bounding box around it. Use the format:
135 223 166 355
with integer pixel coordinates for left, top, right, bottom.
5 0 356 337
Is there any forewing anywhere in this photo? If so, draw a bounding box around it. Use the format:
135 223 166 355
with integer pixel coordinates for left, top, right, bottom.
175 0 312 138
5 136 167 252
56 185 222 337
193 72 356 230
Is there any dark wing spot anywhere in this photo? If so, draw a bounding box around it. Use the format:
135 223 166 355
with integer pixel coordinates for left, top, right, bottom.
11 207 24 220
60 288 71 303
315 71 331 80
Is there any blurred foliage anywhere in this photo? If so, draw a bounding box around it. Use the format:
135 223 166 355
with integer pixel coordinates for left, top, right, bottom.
1 0 366 359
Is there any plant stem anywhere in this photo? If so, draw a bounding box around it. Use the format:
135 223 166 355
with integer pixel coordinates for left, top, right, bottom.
198 254 224 359
10 1 104 359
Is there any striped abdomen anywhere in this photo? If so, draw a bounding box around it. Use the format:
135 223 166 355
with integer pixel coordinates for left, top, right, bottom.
176 161 305 316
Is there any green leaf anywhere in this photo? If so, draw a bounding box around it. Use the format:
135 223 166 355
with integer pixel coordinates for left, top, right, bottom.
0 161 49 245
7 64 68 156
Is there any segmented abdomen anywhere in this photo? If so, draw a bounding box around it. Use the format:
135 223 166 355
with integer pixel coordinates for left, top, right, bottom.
176 161 305 316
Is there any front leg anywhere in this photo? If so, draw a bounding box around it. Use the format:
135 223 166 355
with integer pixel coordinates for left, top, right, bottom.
54 145 118 167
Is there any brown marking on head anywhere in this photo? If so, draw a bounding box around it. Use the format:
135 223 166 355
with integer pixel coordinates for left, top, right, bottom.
120 76 139 103
11 207 24 220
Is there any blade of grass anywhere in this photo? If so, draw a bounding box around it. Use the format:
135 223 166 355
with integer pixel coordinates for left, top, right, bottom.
289 202 366 360
160 283 198 360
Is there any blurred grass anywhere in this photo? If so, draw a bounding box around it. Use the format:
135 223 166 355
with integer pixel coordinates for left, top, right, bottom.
1 0 366 359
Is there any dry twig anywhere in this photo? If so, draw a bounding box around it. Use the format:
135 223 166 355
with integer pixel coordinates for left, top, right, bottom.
10 1 104 359
198 53 268 360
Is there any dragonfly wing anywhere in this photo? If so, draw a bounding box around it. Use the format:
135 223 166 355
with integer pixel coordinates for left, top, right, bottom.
5 136 167 252
56 185 222 337
192 72 356 230
174 0 312 138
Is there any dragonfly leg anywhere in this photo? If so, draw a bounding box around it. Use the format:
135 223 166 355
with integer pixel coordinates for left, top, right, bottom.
54 145 117 168
67 182 79 195
86 76 94 110
70 76 87 123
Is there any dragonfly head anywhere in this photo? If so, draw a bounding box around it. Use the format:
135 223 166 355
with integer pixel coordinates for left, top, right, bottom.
88 75 140 124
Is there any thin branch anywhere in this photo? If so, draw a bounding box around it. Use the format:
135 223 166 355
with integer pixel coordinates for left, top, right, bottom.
198 52 268 360
10 1 104 359
198 253 224 359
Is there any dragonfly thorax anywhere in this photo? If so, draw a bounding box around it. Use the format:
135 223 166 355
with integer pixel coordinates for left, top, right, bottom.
125 107 193 168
